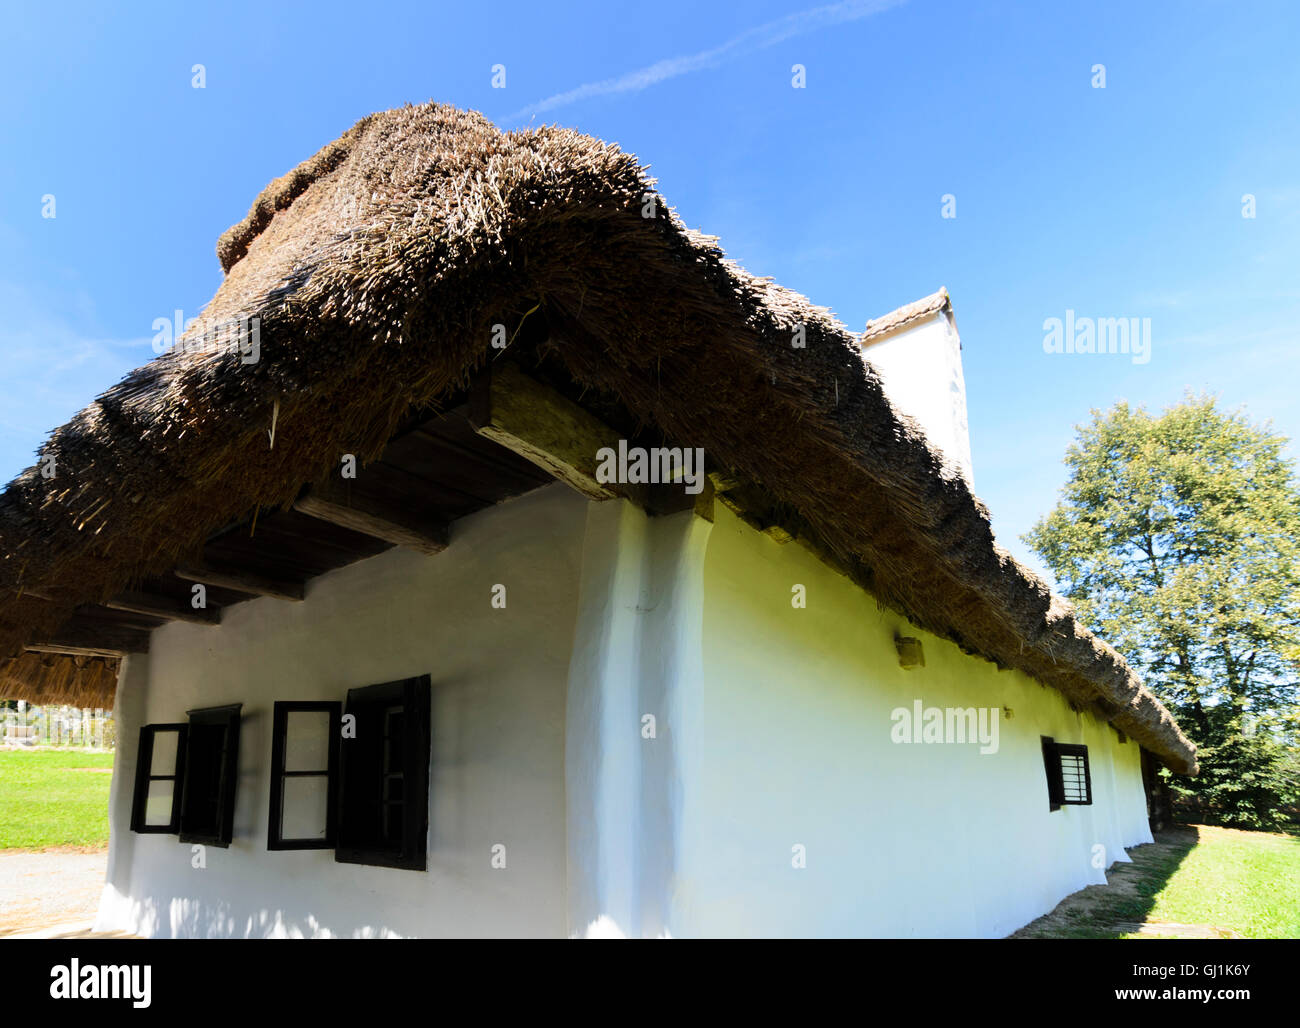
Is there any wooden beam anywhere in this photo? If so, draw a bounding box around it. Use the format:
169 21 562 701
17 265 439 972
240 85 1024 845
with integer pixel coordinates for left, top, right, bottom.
27 623 150 658
106 590 221 627
293 479 449 556
25 643 130 659
175 563 306 603
469 362 620 500
709 470 855 578
708 471 742 494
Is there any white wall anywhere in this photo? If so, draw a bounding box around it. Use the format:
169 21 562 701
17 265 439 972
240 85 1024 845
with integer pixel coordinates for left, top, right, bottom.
564 501 711 938
97 487 1154 938
671 503 1151 938
97 483 587 938
862 310 974 486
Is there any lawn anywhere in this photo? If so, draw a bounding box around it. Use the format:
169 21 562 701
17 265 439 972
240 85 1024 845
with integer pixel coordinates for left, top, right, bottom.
0 749 114 850
1014 823 1300 939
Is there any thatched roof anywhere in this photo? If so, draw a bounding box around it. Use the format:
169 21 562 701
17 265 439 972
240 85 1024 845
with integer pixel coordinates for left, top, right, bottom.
0 102 1195 773
0 651 119 707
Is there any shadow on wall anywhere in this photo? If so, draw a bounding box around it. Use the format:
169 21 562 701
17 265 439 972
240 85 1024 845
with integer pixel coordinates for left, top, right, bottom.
121 894 405 939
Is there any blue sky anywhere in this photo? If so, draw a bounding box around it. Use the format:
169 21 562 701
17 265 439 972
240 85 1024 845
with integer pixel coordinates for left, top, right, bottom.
1 0 1296 584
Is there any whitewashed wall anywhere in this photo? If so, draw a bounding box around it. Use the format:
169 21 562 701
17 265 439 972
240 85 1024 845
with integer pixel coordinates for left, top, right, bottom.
98 488 1154 939
97 484 587 938
669 504 1152 937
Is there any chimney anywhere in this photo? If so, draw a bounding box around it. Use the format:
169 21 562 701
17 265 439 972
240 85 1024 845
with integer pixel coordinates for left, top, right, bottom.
860 287 973 487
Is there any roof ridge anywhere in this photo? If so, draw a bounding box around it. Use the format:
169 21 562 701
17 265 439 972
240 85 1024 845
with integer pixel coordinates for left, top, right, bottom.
861 287 951 344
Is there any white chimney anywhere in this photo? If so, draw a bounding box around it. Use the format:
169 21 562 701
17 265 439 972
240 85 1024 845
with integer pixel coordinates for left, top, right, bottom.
860 287 973 487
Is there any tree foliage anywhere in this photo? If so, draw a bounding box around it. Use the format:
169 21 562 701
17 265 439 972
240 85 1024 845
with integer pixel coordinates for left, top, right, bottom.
1026 394 1300 827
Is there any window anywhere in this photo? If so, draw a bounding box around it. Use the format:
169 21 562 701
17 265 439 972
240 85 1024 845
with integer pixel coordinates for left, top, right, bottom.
130 724 187 833
130 705 242 845
335 676 431 871
268 701 341 849
1041 736 1092 810
178 705 242 846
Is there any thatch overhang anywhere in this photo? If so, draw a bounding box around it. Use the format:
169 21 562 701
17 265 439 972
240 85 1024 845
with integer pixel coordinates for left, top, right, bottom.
0 102 1196 773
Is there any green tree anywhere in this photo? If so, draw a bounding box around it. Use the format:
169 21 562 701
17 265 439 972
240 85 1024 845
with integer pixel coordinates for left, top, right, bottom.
1025 394 1300 828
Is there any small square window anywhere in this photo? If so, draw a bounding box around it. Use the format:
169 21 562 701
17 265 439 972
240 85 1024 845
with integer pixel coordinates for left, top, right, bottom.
1042 736 1092 809
130 705 242 844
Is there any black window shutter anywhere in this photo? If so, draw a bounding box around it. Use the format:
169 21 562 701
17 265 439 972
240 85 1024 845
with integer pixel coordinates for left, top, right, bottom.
336 675 431 871
268 701 341 850
178 704 242 847
1041 736 1064 811
129 724 188 834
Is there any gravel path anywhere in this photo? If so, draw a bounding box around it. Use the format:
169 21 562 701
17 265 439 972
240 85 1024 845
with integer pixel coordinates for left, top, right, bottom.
0 848 107 936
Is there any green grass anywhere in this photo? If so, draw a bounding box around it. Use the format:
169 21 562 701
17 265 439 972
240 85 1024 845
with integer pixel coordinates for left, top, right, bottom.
0 749 114 850
1131 825 1300 939
1015 823 1300 939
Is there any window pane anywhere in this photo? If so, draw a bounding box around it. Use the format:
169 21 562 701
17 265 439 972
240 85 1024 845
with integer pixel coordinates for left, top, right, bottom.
150 729 179 777
281 775 330 840
1060 754 1088 803
144 779 175 827
384 707 404 769
285 711 330 772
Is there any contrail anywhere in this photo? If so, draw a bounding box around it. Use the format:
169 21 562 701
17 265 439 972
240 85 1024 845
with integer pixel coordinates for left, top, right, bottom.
503 0 907 124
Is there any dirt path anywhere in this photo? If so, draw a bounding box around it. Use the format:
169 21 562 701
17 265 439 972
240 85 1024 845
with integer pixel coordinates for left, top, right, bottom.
0 848 107 936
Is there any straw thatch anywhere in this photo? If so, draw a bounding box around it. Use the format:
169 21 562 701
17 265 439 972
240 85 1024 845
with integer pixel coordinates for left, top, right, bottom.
0 651 120 706
0 102 1195 773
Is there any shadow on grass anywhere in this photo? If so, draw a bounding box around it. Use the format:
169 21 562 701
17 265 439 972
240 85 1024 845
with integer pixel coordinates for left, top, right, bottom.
1011 826 1202 939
